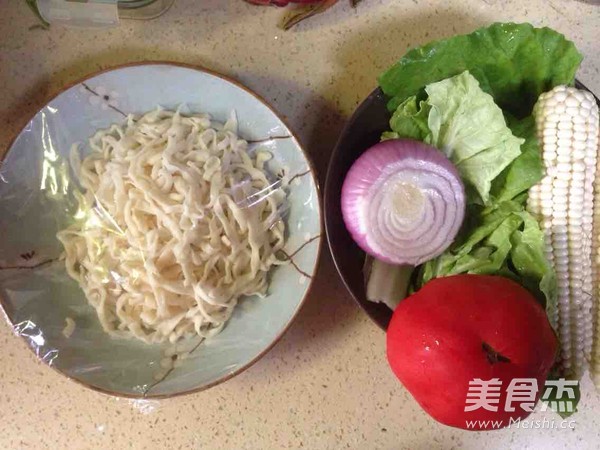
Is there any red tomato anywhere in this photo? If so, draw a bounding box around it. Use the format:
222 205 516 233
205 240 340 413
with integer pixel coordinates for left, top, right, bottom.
386 274 558 430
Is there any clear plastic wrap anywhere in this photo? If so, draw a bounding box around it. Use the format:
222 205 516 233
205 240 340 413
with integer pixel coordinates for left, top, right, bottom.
0 63 321 398
36 0 175 27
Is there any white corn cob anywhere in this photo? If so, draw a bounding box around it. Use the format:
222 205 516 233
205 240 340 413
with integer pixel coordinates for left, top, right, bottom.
527 86 599 380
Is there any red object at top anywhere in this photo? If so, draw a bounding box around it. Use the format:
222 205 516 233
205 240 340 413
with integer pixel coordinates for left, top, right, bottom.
245 0 322 5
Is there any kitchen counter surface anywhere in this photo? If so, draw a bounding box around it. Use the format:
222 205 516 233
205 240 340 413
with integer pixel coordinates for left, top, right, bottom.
1 1 600 449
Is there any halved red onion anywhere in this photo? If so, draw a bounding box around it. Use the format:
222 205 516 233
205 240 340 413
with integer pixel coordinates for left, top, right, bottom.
341 139 465 265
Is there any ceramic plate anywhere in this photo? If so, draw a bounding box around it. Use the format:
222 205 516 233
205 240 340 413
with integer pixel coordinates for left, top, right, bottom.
0 62 322 398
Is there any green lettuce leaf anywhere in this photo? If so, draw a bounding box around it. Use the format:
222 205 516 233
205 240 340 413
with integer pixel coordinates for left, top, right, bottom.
425 72 524 203
510 211 557 319
543 375 581 419
415 201 557 317
381 131 400 141
388 96 431 142
387 71 524 204
378 22 582 118
491 116 543 202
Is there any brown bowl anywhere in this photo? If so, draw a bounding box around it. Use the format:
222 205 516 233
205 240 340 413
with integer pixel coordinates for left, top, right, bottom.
324 81 600 331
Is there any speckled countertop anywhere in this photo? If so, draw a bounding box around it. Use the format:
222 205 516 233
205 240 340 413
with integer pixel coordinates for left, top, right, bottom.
1 1 600 449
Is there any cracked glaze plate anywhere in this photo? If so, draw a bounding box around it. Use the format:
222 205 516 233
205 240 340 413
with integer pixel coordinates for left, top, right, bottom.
0 62 322 398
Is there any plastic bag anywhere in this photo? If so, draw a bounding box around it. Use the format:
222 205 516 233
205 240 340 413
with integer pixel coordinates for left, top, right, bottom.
36 0 175 27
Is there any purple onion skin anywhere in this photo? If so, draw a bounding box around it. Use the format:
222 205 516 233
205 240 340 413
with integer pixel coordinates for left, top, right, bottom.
341 139 465 266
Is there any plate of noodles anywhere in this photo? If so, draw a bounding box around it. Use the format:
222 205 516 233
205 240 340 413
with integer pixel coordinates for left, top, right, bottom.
0 62 322 398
